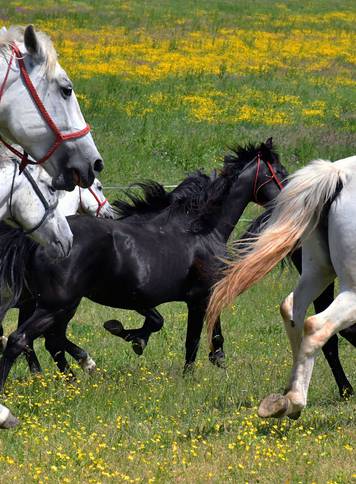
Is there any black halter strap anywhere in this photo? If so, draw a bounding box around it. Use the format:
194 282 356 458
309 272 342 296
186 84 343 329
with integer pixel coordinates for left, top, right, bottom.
9 159 58 235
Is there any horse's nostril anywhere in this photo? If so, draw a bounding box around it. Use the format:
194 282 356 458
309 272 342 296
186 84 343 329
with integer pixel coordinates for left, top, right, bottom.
94 159 104 173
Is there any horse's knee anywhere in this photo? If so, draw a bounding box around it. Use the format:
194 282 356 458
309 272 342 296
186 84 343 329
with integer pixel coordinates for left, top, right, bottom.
6 332 28 359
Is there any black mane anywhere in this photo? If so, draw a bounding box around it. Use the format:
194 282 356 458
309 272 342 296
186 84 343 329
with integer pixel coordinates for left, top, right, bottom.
113 172 211 220
113 181 170 219
223 139 280 175
113 139 280 234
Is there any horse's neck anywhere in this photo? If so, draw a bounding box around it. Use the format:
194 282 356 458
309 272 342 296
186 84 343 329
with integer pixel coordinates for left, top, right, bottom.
213 177 253 241
0 161 17 220
58 188 80 216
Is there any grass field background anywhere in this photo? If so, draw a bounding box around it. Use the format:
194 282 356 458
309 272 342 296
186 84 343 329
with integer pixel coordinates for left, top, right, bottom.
0 0 355 482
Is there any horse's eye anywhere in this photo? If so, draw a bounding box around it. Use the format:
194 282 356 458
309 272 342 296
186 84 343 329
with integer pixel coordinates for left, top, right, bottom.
61 86 72 98
49 185 56 195
98 185 103 191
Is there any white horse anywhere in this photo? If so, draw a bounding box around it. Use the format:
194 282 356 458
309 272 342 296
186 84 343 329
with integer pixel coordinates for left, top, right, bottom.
207 155 356 419
0 25 103 190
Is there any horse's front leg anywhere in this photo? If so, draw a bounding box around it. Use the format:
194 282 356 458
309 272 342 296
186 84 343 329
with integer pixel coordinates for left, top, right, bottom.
104 308 164 356
44 301 94 376
17 304 42 374
183 301 206 374
0 307 57 392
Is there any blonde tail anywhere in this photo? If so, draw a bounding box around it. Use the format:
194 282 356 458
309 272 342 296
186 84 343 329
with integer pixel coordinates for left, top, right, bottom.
207 159 347 347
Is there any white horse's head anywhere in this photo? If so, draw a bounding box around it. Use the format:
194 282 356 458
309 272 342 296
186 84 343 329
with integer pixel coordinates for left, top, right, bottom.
58 178 114 218
79 179 114 218
9 163 73 258
0 25 103 191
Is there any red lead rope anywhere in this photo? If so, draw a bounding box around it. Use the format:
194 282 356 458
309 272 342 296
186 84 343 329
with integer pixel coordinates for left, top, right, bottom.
0 42 90 172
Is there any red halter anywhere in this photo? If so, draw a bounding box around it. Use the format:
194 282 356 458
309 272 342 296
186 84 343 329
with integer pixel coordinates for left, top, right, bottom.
0 43 90 173
253 153 284 204
79 186 108 217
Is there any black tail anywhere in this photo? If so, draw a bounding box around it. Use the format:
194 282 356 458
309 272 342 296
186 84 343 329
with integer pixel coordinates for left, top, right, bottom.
0 222 36 320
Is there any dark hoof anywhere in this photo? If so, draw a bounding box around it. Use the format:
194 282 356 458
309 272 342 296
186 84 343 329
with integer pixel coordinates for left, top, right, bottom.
0 412 20 429
209 349 226 368
103 320 124 336
132 338 146 356
340 385 354 400
258 394 290 418
288 411 302 420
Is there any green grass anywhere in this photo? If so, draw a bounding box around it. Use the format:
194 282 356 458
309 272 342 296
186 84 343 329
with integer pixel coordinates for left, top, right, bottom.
0 0 356 482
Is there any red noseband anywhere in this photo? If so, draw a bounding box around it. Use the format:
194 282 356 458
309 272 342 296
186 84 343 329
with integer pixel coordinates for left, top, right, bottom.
253 153 284 204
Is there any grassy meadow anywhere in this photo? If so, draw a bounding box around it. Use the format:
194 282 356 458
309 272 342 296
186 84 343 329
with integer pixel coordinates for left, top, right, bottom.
0 0 356 482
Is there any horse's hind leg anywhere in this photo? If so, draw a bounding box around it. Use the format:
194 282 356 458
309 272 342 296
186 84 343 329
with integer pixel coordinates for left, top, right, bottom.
291 249 353 397
0 320 7 353
208 317 225 368
260 232 335 419
272 290 356 419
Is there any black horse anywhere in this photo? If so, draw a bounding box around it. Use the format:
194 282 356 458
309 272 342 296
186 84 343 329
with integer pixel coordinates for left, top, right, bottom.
0 139 288 389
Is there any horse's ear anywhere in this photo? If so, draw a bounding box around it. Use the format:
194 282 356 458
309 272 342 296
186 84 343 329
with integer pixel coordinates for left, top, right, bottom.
264 137 273 149
24 25 43 59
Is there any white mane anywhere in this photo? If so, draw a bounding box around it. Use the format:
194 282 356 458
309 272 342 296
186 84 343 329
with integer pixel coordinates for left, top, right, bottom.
0 25 58 76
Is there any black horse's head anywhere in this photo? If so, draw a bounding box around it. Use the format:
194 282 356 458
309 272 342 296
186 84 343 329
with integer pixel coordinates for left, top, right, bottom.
223 137 289 206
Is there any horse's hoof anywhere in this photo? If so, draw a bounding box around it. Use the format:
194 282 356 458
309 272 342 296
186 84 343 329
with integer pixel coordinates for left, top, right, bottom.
0 411 20 430
103 320 124 336
79 356 97 373
288 410 302 420
258 394 290 418
132 338 146 356
340 385 354 400
209 350 226 368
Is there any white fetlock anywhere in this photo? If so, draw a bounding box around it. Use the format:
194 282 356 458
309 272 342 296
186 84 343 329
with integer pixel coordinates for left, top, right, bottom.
79 355 96 373
0 336 8 352
0 404 10 426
